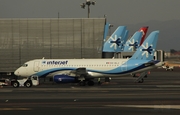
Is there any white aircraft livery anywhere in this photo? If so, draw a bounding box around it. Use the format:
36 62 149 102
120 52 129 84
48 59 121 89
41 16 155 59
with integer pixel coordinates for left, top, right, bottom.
14 31 163 86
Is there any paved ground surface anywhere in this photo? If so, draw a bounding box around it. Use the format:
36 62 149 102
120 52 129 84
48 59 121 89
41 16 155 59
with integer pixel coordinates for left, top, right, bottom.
0 67 180 115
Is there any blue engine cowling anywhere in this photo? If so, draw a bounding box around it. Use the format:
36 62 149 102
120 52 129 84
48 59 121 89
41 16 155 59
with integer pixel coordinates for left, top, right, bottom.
53 75 77 83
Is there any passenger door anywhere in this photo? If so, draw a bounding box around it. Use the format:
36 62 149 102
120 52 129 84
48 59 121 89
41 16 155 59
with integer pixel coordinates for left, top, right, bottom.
33 61 39 72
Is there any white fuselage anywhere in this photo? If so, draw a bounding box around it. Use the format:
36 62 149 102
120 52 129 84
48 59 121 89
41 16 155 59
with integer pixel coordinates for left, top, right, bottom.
14 58 162 78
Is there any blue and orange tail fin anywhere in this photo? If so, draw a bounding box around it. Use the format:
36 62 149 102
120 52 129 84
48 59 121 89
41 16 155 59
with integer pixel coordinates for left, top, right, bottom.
131 31 159 60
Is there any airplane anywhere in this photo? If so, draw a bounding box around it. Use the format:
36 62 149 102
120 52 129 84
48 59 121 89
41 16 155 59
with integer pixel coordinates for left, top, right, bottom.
103 26 148 53
14 31 164 86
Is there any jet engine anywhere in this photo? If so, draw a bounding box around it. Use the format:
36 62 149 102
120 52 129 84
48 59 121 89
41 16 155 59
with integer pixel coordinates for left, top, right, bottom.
53 75 78 83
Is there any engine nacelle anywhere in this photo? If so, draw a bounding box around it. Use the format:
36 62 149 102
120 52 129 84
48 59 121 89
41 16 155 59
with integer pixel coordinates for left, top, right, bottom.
53 75 77 83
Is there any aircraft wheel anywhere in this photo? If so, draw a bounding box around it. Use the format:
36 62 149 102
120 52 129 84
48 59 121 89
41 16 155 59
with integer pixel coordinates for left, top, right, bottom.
87 81 94 86
79 81 86 86
105 77 111 82
132 74 136 77
12 81 19 88
25 81 32 88
138 79 144 83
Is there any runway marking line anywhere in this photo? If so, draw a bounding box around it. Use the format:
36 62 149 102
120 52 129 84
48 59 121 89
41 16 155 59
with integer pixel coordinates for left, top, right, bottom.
106 105 180 110
0 108 31 111
156 85 180 88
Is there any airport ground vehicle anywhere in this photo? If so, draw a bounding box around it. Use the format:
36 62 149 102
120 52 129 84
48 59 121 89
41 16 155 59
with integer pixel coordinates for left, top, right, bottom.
162 65 174 71
11 75 39 88
0 79 9 86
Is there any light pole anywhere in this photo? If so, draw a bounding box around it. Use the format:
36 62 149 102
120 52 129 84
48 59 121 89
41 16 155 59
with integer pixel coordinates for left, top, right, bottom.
80 0 96 18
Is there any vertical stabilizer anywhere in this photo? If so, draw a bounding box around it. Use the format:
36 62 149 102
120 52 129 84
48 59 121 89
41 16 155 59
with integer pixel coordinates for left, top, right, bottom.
131 31 159 60
103 26 126 52
139 26 149 46
123 31 143 52
123 30 129 42
103 22 109 42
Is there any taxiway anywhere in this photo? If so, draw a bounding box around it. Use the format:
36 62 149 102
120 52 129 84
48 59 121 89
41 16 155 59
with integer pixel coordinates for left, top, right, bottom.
0 68 180 115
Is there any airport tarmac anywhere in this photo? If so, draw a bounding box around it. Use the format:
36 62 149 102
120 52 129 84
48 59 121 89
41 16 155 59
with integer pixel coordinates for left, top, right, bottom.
0 67 180 115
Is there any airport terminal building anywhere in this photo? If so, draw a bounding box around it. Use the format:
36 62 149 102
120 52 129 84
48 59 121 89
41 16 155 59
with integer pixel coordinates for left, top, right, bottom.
0 18 106 72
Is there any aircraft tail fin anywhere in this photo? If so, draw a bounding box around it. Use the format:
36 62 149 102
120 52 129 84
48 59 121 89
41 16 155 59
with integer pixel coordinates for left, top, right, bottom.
139 26 149 46
103 26 126 52
123 30 129 42
103 22 109 42
131 31 159 60
123 31 143 52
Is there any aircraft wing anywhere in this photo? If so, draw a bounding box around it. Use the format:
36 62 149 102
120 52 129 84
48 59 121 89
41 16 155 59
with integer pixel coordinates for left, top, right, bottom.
70 68 88 77
46 67 89 78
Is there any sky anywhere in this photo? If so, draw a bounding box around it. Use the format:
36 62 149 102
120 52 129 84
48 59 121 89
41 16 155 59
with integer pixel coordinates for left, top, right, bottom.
1 0 180 24
0 0 180 51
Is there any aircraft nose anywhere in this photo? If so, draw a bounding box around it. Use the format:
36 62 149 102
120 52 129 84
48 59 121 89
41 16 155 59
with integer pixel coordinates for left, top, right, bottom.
14 69 20 76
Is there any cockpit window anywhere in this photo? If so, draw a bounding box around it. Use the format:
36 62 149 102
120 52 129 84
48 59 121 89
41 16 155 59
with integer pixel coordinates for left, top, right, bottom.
22 64 28 67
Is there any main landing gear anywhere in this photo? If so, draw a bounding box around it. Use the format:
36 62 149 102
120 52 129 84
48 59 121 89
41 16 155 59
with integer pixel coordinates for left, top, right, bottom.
79 80 95 86
138 78 144 83
134 72 148 83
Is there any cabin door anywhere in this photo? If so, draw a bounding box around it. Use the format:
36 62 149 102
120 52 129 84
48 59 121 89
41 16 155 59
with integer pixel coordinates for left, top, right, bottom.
33 61 40 72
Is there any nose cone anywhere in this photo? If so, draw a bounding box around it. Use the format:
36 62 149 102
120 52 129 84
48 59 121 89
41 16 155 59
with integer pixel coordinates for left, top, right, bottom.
14 69 20 76
14 67 29 77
